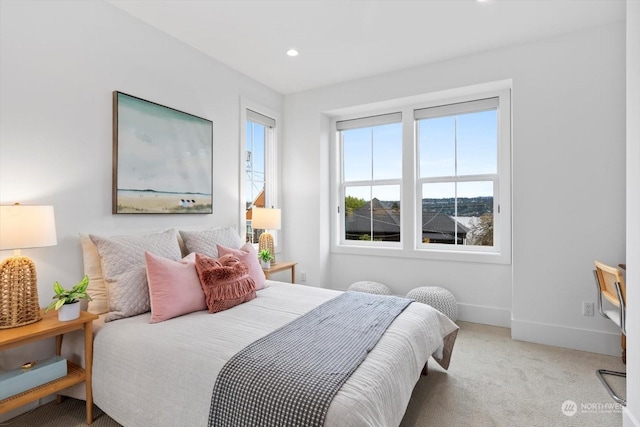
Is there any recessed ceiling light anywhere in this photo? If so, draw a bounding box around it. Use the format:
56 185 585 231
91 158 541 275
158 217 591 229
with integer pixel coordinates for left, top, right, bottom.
286 49 299 57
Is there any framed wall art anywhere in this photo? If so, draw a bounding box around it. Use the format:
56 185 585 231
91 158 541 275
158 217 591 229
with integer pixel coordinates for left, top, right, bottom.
112 91 213 214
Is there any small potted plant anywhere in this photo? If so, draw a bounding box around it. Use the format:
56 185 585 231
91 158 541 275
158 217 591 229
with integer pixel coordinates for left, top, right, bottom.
45 275 92 321
258 248 273 269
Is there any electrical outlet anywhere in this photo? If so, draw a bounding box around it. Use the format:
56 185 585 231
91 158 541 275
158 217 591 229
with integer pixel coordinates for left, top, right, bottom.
301 272 307 282
583 302 594 317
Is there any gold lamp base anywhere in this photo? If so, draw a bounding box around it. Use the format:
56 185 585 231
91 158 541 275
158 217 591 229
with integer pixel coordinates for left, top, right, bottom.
0 256 42 329
258 232 276 265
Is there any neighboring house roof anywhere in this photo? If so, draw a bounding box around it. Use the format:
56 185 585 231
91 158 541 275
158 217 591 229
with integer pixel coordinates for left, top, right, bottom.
422 211 469 235
345 198 469 241
346 198 400 235
246 189 265 220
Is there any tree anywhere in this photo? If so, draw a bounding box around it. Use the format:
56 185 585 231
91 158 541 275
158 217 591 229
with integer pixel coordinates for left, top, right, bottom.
345 196 366 215
468 214 493 246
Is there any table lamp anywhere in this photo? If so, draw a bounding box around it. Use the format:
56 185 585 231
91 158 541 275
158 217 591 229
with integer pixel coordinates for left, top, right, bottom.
251 207 281 264
0 204 57 328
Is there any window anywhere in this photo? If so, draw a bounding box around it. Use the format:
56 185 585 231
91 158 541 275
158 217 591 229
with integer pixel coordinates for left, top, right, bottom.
338 113 403 245
332 85 511 263
244 108 277 244
416 97 499 250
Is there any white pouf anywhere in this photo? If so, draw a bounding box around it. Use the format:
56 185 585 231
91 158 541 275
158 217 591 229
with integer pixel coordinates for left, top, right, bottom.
406 286 458 322
347 281 391 295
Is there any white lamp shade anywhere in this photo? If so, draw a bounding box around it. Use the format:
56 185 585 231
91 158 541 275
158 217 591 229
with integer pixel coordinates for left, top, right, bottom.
0 205 57 250
252 208 281 230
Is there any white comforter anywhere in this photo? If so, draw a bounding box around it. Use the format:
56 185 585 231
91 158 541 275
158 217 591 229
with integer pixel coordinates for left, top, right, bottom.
63 281 458 427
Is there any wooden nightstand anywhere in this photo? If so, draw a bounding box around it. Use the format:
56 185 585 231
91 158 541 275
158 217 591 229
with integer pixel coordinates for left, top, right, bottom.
262 261 297 283
0 309 99 424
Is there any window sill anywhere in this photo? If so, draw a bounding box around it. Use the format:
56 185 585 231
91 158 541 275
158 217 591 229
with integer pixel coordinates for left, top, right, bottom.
331 244 511 265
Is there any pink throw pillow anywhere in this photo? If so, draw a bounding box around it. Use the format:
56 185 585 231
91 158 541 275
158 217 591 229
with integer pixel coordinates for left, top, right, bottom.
216 243 267 290
144 252 207 323
195 253 256 313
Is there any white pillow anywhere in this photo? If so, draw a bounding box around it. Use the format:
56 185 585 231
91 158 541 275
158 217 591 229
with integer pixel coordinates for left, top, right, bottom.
90 229 182 322
178 227 243 258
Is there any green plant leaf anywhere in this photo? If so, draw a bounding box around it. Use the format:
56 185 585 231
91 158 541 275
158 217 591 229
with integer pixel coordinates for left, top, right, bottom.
53 281 64 295
258 248 273 261
47 275 92 309
73 275 89 293
54 299 66 310
45 300 58 313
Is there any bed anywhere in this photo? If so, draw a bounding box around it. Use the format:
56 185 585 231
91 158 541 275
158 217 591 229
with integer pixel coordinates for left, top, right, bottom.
61 228 458 427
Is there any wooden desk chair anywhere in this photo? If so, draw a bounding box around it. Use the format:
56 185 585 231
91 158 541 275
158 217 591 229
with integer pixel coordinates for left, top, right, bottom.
593 260 626 406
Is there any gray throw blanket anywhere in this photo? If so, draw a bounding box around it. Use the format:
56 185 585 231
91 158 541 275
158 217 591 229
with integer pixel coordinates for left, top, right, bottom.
208 291 413 427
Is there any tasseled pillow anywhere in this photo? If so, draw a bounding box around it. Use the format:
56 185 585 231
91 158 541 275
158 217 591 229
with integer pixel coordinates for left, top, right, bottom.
195 253 256 313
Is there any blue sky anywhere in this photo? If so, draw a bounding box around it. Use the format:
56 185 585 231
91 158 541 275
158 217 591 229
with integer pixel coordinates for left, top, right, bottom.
343 122 402 201
247 109 498 206
419 110 497 178
343 109 497 201
246 121 266 205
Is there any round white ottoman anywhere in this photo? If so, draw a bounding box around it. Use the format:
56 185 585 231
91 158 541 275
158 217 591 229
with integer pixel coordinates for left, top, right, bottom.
407 286 458 322
347 281 391 295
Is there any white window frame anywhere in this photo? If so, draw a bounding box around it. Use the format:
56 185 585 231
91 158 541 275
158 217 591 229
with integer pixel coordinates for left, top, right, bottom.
337 112 403 248
330 81 511 264
240 98 280 252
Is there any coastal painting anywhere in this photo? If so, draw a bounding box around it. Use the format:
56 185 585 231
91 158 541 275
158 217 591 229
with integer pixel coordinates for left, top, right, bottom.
112 92 213 214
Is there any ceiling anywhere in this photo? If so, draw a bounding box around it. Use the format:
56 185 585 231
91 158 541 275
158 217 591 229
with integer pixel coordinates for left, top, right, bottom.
106 0 626 95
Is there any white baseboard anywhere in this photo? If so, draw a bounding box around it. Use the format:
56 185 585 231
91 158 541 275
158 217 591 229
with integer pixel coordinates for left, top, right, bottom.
456 303 511 328
458 307 623 357
511 319 622 356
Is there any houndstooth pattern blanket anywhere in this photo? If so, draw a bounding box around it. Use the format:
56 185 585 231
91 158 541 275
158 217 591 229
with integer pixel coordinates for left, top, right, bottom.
208 291 413 427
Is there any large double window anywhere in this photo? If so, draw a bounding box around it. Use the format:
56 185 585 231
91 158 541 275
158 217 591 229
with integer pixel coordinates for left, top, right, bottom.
333 86 511 263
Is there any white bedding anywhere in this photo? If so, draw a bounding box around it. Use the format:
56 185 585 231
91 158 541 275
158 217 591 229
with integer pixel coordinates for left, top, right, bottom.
62 281 458 427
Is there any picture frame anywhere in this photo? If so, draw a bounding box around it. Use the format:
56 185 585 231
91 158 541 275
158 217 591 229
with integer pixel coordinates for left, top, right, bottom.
112 91 213 214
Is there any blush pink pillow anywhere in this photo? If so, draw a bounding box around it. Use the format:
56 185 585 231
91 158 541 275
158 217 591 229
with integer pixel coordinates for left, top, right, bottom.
217 243 267 290
195 253 256 313
144 252 207 323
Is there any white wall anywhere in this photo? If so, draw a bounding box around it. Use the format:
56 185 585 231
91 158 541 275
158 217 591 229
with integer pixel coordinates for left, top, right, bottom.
509 23 626 355
0 0 282 297
0 0 281 418
282 23 626 355
624 1 640 425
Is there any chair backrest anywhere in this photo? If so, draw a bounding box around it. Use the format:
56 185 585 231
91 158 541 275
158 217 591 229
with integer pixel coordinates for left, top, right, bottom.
594 260 626 307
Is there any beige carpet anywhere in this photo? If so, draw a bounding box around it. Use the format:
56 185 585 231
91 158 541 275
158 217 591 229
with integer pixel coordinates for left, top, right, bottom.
401 322 626 427
4 322 625 427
